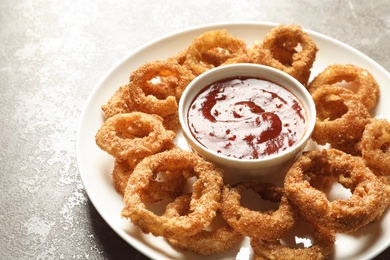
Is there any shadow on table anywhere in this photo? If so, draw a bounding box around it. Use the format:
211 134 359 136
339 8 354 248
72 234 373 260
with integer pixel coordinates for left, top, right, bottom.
87 200 151 260
375 246 390 260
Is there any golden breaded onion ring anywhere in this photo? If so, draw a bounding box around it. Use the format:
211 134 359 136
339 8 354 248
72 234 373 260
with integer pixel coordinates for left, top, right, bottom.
101 84 136 118
111 147 187 203
95 112 175 161
163 194 243 255
183 29 248 76
311 85 371 153
128 60 194 117
308 64 380 110
250 225 335 260
220 181 297 241
372 176 390 221
111 159 139 196
121 149 224 238
357 118 390 175
249 24 318 85
284 149 386 233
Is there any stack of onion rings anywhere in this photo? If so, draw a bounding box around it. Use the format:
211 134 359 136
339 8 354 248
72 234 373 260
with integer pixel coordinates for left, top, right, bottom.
121 149 224 238
93 24 390 257
111 155 190 203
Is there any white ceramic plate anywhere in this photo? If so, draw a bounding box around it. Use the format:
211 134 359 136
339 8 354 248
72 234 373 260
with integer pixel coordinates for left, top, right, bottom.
76 22 390 260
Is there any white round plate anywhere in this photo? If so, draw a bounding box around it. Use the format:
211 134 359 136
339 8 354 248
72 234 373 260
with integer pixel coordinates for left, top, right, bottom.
76 22 390 260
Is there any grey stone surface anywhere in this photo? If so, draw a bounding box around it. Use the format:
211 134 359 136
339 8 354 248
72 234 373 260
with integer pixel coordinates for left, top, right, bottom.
0 0 389 259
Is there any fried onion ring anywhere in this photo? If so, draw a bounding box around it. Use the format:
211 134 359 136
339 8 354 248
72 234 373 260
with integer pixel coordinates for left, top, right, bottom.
372 176 390 221
220 181 297 241
183 29 248 76
250 225 336 260
284 149 386 233
164 194 243 255
101 84 136 118
308 64 380 110
111 146 185 202
128 60 194 117
357 118 390 176
111 158 139 196
162 112 181 132
311 85 371 153
121 149 224 238
95 112 175 161
168 47 190 66
249 24 318 85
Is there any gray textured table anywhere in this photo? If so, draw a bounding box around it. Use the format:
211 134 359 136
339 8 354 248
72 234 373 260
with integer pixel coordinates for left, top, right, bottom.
1 0 389 259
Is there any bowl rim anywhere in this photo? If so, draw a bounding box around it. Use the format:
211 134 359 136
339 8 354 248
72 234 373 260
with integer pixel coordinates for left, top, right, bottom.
178 63 316 167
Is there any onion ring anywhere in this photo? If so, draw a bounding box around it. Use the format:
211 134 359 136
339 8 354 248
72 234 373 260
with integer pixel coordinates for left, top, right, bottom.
111 158 139 196
220 181 297 241
164 194 243 255
121 149 224 238
95 112 175 161
311 85 371 154
308 64 380 110
249 24 318 85
183 29 248 76
357 118 390 176
168 47 190 66
372 176 390 222
284 149 386 233
101 84 135 118
161 112 181 132
111 146 185 202
128 60 194 117
250 225 336 260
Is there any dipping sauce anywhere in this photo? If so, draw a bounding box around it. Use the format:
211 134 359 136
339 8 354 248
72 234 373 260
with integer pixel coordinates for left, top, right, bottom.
187 77 306 159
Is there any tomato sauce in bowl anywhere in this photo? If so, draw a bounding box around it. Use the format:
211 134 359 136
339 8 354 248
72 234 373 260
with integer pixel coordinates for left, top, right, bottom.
178 64 316 181
187 77 306 159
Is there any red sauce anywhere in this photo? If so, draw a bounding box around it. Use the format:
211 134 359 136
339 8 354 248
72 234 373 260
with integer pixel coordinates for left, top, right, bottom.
187 77 306 159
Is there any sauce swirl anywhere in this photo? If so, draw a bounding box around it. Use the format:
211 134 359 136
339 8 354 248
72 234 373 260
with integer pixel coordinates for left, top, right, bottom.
187 77 306 159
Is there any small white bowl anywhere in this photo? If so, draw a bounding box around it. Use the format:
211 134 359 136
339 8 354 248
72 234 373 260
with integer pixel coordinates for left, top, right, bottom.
178 64 316 183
